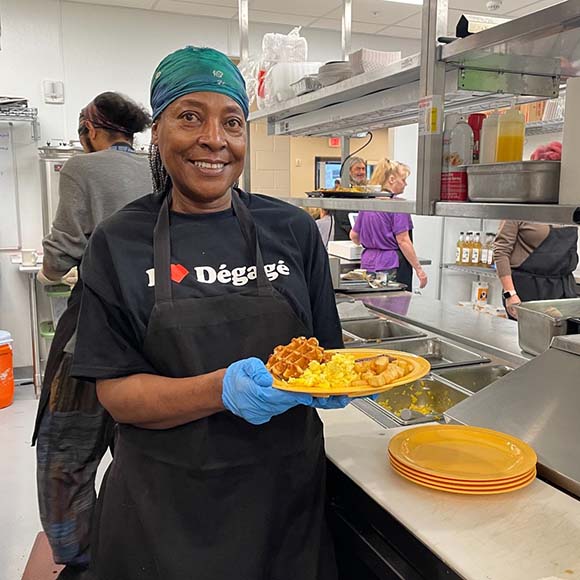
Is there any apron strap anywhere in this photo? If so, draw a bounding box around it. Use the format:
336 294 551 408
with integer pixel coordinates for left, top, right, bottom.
153 189 272 303
230 189 271 296
153 194 172 303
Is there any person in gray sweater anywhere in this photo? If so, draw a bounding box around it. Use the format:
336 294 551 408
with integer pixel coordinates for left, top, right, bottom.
32 92 152 580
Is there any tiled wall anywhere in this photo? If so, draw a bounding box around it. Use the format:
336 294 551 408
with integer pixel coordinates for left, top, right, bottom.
249 120 291 198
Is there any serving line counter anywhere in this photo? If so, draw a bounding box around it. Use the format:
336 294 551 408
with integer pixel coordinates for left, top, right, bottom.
324 292 580 578
321 405 580 580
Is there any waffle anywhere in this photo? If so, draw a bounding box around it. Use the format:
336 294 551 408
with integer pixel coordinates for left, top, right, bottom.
267 336 327 380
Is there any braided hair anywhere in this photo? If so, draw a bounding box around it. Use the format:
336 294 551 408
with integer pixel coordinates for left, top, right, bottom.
149 143 172 195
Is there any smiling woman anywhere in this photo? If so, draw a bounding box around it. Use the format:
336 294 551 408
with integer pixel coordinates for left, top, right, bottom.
69 46 346 580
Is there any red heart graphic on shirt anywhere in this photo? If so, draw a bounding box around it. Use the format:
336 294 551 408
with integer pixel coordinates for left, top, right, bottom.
171 263 189 284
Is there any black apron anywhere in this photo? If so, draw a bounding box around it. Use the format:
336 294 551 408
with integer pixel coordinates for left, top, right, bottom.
90 190 337 580
511 226 578 303
395 230 414 290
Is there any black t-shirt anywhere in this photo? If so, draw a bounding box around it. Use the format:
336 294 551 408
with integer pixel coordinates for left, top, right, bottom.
71 191 343 380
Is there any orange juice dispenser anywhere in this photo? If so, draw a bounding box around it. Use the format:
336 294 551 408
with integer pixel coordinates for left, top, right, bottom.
496 107 525 162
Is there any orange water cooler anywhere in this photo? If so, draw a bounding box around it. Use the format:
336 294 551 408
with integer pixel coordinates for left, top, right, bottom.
0 330 14 409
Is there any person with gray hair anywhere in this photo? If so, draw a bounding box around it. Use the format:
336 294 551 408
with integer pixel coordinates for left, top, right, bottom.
339 155 367 187
334 156 368 240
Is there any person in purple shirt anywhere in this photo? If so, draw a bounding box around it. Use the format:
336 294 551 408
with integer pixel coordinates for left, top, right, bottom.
350 160 428 289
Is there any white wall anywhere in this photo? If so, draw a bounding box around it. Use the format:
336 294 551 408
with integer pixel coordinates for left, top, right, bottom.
0 0 420 367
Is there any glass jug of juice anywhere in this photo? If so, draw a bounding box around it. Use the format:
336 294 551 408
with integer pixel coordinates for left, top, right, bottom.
496 107 525 162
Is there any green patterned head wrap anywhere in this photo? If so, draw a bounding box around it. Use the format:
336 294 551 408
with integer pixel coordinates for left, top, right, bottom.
150 46 249 121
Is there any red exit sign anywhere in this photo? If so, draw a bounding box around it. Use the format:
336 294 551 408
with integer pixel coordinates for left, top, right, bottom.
328 137 341 148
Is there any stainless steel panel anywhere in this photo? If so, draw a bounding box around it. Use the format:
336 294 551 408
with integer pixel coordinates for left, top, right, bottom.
516 298 580 355
434 364 512 393
434 202 580 225
341 319 425 342
370 377 469 426
552 334 580 356
337 300 379 321
440 0 580 77
467 161 560 203
380 337 489 369
447 347 580 498
458 68 560 99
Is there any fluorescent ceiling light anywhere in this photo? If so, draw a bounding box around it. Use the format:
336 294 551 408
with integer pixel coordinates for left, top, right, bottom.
384 0 423 5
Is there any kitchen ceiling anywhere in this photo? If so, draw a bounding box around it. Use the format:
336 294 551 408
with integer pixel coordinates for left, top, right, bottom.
66 0 563 39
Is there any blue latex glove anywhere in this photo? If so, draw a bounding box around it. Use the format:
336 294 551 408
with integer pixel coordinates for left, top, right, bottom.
310 396 352 410
222 357 313 425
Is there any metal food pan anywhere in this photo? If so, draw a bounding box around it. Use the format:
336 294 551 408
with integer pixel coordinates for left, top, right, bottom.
516 298 580 355
467 161 560 203
434 364 512 393
341 318 425 342
380 337 489 369
370 376 469 426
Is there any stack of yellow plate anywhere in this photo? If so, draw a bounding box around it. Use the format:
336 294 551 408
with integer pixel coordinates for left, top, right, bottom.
388 425 537 495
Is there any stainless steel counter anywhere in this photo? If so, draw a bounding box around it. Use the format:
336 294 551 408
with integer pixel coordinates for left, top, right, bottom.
343 292 530 368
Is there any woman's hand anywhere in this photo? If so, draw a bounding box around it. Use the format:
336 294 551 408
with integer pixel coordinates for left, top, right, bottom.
505 294 522 319
416 268 428 289
222 358 313 425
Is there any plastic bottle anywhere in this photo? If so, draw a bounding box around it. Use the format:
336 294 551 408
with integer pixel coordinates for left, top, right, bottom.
471 232 481 266
480 112 500 164
440 113 460 200
468 113 486 163
456 232 465 265
480 234 489 267
486 232 495 267
461 232 472 264
496 107 525 162
441 115 474 201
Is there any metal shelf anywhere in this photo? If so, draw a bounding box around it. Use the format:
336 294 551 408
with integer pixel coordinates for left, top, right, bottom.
251 65 548 137
435 202 580 224
526 119 564 135
278 196 416 213
0 106 40 140
440 0 580 79
443 264 498 279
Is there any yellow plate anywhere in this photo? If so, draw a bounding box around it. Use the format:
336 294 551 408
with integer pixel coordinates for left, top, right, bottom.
389 456 536 488
272 349 430 397
388 452 536 485
391 462 536 495
389 425 537 481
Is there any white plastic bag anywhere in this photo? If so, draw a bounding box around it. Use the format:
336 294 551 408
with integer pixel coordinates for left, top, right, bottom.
261 27 308 64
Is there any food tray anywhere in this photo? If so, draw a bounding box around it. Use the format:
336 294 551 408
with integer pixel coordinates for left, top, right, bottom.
371 376 469 426
291 75 322 96
381 337 489 369
515 298 580 355
307 190 393 199
467 161 560 203
341 318 425 342
336 281 406 294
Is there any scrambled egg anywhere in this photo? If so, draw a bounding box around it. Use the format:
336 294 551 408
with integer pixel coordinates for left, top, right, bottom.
288 354 358 390
286 353 412 390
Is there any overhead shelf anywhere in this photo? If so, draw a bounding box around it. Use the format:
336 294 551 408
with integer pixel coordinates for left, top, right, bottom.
251 67 548 137
440 0 580 79
435 202 580 224
277 196 416 214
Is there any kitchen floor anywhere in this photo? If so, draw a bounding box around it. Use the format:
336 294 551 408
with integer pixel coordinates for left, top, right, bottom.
0 385 110 579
